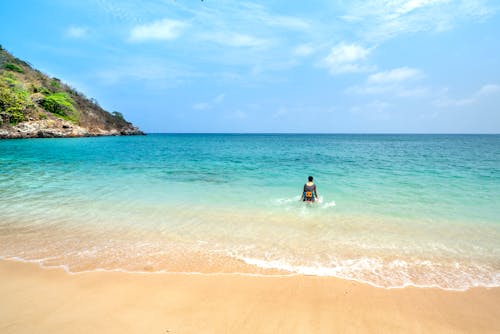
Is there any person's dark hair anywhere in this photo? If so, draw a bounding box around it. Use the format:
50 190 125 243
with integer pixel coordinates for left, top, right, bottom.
308 176 313 182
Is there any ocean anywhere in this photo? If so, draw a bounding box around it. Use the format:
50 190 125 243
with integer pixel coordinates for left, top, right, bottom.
0 134 499 290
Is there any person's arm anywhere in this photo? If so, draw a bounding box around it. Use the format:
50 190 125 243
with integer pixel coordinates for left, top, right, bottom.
314 184 318 198
301 184 306 200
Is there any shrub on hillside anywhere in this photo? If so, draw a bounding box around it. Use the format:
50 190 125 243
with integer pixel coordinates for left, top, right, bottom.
0 79 31 125
112 111 125 120
33 86 51 95
2 73 21 88
40 92 79 122
4 63 24 73
50 78 61 91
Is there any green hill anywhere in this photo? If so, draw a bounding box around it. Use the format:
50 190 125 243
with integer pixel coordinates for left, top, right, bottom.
0 45 143 138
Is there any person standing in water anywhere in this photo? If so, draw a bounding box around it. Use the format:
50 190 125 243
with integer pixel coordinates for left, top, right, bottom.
302 176 318 202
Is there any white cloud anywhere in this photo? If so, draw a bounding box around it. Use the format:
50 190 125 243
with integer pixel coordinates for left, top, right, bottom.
327 43 370 64
94 1 496 89
322 43 373 74
394 0 451 16
66 26 88 38
367 67 423 84
346 66 428 97
129 19 187 42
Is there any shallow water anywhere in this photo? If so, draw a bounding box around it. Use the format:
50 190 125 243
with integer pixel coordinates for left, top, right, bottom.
1 134 499 289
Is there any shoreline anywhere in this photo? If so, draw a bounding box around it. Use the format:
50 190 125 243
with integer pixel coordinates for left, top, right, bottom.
1 260 499 333
2 256 496 292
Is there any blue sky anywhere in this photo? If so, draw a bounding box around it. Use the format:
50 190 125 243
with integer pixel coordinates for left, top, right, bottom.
1 0 499 133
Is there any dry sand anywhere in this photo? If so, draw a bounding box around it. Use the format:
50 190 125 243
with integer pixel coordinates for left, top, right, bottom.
0 260 499 334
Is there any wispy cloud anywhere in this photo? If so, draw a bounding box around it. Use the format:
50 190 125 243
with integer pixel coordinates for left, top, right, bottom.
346 67 428 97
191 2 311 32
156 1 316 76
435 83 500 107
367 67 423 84
98 0 496 81
322 43 374 74
66 26 88 38
129 19 187 42
340 0 496 42
315 1 496 77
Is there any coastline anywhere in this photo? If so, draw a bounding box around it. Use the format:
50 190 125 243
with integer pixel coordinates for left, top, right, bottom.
0 119 144 139
1 260 499 333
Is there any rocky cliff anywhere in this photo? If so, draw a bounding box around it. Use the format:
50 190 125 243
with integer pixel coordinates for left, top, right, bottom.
0 45 144 139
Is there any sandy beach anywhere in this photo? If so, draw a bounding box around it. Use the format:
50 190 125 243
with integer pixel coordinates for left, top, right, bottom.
0 260 499 334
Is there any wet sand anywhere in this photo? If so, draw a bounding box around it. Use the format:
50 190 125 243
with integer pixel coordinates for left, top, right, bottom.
0 260 499 333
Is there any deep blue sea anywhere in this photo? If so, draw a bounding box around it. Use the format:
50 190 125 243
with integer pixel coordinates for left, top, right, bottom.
0 134 499 289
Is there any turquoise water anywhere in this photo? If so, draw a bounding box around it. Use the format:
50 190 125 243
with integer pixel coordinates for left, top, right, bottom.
0 134 499 289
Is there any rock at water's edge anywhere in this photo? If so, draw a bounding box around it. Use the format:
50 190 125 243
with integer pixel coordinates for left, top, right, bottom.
0 119 144 139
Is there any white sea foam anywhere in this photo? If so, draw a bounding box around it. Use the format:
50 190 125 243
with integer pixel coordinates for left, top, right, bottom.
234 255 500 291
273 196 336 209
322 201 336 208
2 249 499 291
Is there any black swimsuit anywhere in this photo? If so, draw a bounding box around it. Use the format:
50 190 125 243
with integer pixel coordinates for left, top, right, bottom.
303 184 316 202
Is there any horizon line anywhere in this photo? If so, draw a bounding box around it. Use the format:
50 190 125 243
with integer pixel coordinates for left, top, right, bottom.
143 132 500 135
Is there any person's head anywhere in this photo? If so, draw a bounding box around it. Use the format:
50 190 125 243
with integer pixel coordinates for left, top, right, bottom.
308 176 313 182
